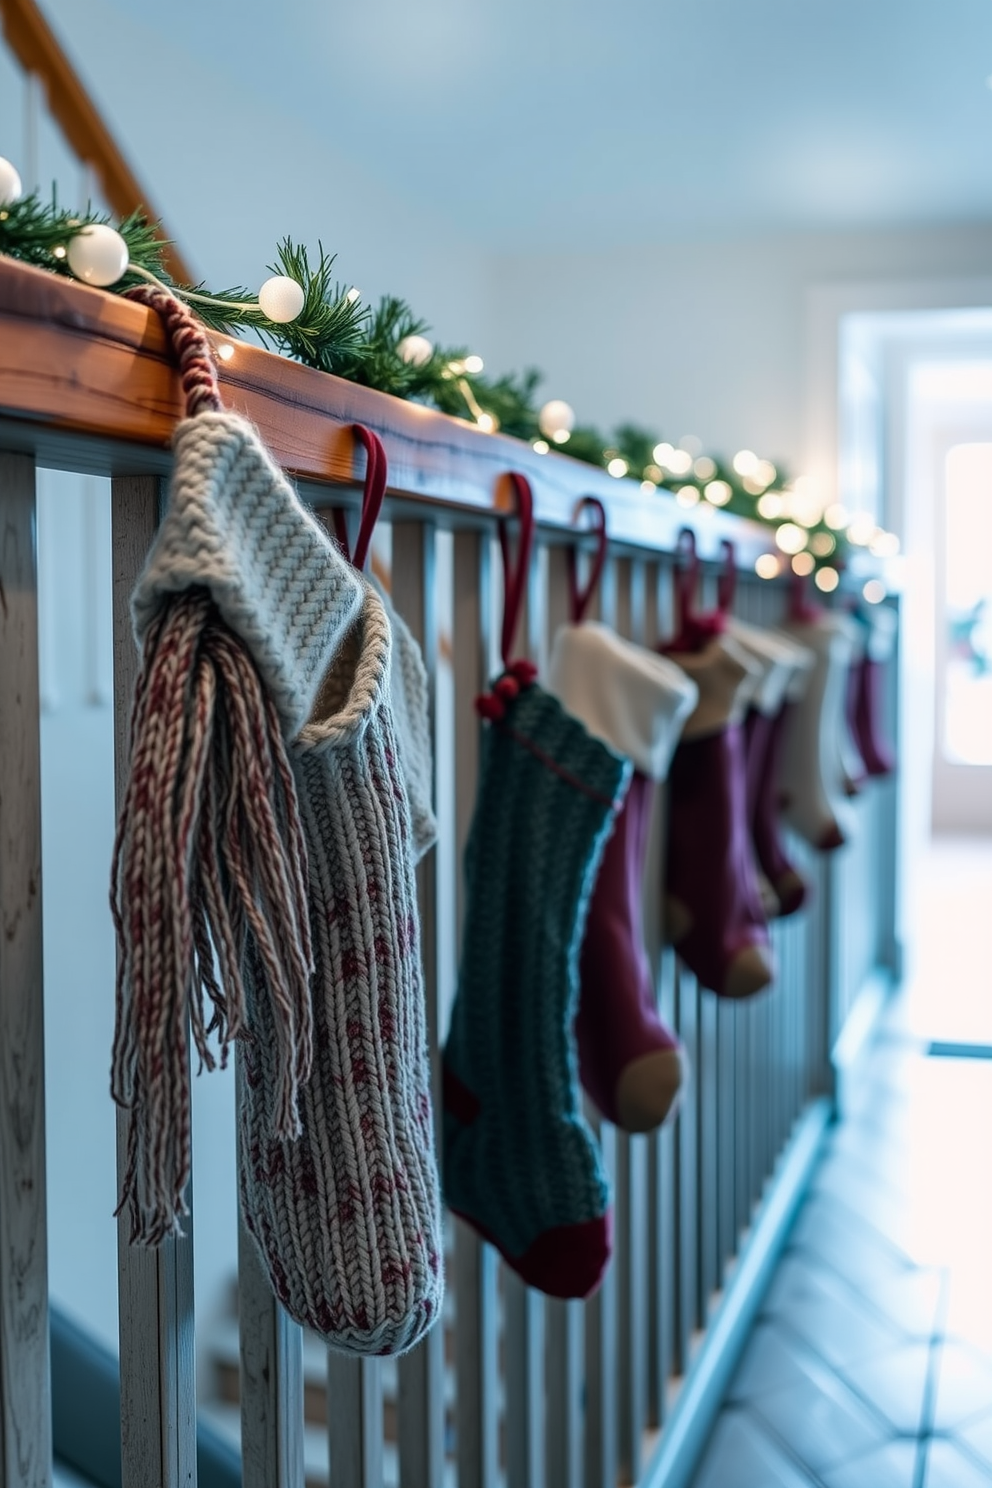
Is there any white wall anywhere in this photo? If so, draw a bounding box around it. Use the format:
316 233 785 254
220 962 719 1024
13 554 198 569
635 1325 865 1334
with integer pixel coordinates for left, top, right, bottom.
36 0 492 350
482 223 992 475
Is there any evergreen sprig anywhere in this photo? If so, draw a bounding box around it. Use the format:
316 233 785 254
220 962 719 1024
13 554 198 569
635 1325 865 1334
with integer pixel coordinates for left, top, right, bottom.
0 185 859 574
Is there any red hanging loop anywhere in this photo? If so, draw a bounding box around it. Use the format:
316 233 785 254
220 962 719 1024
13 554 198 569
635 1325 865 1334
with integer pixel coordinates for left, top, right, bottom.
717 539 737 615
667 527 728 652
498 472 536 670
674 527 700 637
333 424 388 572
567 496 608 623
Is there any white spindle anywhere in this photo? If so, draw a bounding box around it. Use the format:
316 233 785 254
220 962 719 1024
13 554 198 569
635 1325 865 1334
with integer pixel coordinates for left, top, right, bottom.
452 530 501 1488
327 1355 384 1488
236 1194 304 1488
112 475 198 1488
392 520 449 1488
0 451 52 1488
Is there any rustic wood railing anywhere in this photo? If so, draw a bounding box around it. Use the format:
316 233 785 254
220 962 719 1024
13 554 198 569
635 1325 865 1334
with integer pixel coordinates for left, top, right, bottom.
0 255 899 1488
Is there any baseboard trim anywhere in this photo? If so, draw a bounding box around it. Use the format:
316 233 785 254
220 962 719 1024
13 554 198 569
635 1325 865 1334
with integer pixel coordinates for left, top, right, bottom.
637 1096 833 1488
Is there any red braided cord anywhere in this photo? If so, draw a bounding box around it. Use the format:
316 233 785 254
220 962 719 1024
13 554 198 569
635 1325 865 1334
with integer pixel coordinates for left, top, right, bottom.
123 284 223 417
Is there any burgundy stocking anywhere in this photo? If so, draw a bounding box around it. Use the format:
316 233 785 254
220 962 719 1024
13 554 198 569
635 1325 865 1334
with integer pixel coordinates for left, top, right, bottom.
661 533 773 999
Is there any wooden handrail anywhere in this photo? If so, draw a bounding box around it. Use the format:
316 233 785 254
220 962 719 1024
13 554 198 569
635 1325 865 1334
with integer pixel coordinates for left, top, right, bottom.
0 0 193 284
0 257 774 564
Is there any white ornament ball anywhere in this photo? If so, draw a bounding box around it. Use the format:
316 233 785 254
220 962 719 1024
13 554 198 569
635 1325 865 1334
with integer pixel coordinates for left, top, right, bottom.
0 156 23 206
397 333 434 367
66 223 129 287
258 274 306 324
538 398 575 440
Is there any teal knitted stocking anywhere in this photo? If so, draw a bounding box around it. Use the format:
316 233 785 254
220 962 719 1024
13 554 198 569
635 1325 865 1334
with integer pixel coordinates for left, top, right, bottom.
441 475 630 1300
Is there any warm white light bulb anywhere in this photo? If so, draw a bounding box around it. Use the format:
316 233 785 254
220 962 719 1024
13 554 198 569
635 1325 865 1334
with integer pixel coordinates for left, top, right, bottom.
863 579 886 604
815 567 840 593
653 441 675 467
607 457 629 479
755 553 780 579
538 399 576 441
733 449 758 477
552 429 571 445
775 522 807 556
705 479 732 507
66 224 129 287
463 354 484 374
754 459 777 488
641 479 657 494
846 513 876 546
667 449 693 476
810 531 836 557
680 434 702 456
258 274 306 323
791 552 815 576
676 485 700 508
217 343 235 362
476 412 496 433
397 333 434 367
345 286 361 304
532 439 550 454
824 503 849 531
869 531 901 557
757 493 784 520
694 455 717 481
0 155 22 206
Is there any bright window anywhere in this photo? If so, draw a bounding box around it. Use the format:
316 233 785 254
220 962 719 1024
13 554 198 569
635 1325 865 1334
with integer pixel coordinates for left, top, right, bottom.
944 442 992 765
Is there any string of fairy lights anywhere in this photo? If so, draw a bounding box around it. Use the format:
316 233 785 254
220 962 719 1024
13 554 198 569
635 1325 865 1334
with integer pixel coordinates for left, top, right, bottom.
0 153 898 604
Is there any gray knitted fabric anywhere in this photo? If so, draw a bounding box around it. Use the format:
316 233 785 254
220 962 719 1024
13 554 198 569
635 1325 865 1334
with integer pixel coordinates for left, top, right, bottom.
373 579 437 862
239 579 444 1355
132 410 363 735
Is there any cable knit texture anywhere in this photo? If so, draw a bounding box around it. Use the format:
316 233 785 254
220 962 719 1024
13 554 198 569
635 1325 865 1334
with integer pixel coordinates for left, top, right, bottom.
373 579 437 862
442 681 630 1299
240 580 444 1355
132 410 364 736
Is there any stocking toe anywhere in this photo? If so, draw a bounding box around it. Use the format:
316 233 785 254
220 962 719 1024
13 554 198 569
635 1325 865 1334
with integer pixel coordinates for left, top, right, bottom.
773 868 807 917
664 894 693 944
723 944 774 999
615 1046 687 1133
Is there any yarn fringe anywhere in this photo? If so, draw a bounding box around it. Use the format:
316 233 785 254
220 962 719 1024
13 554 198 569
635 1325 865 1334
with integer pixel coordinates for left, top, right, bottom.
110 586 314 1245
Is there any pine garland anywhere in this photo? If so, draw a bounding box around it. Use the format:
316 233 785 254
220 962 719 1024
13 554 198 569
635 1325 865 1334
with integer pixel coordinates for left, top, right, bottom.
0 188 870 577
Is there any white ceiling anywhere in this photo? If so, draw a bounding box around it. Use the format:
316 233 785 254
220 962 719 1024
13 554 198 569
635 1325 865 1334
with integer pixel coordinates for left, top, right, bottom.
64 0 992 250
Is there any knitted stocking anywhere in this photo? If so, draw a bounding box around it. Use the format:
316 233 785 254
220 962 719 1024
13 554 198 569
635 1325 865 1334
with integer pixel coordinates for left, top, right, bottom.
442 477 630 1300
547 554 698 1132
111 288 362 1244
240 428 443 1355
849 605 897 778
838 614 868 796
664 636 773 997
240 579 443 1355
778 593 858 851
658 533 772 998
731 621 814 918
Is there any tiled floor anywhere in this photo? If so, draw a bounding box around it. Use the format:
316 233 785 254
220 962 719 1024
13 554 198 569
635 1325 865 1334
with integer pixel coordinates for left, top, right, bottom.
691 839 992 1488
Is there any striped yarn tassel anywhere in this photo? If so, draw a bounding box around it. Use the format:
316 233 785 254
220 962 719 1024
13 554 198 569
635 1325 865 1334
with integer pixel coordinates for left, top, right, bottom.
110 588 314 1243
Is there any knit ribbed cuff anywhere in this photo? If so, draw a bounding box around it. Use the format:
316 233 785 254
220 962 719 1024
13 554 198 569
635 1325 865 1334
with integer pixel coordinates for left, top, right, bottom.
132 411 364 739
